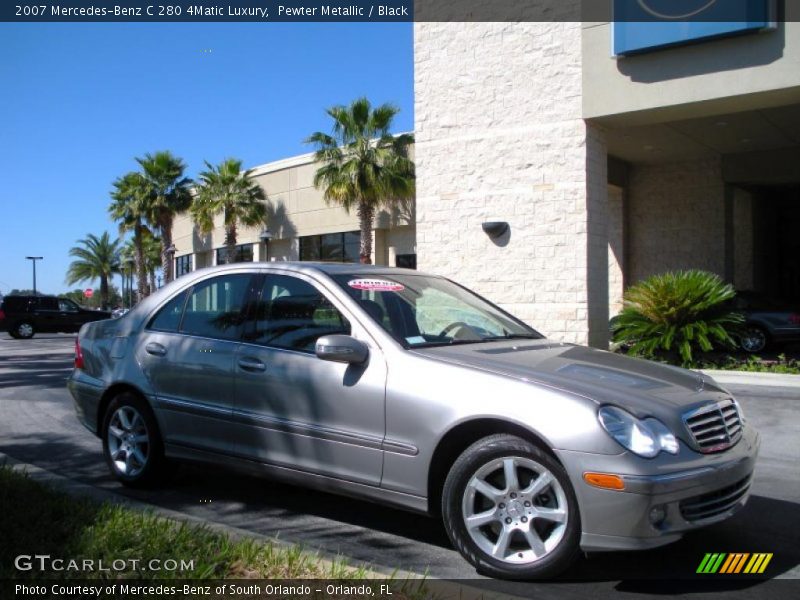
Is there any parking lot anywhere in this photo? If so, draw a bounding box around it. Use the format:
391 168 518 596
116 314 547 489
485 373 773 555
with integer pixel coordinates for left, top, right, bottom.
1 334 798 598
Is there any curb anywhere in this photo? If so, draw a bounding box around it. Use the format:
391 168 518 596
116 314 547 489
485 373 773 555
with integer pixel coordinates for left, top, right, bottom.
699 370 800 389
0 452 524 600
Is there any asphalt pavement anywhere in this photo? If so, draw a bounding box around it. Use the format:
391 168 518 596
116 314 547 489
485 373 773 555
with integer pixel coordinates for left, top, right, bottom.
1 334 798 599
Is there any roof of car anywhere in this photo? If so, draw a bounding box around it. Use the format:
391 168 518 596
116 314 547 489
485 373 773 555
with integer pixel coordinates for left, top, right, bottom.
186 261 428 278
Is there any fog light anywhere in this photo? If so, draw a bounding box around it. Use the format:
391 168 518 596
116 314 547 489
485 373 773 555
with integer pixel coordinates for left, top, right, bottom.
649 505 667 527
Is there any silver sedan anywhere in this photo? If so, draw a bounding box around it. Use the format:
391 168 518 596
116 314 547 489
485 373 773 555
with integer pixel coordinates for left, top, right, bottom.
68 263 759 579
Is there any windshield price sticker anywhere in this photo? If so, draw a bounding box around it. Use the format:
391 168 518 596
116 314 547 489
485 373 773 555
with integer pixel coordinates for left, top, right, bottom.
348 279 405 292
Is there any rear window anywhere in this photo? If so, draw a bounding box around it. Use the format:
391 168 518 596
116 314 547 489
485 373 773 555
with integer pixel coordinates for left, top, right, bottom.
2 297 34 312
37 297 59 310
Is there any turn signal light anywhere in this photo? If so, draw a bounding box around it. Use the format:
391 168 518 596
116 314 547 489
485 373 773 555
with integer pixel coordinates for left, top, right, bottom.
74 338 85 370
583 472 625 490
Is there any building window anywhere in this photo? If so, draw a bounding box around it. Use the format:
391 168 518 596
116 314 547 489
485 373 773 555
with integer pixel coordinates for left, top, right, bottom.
215 244 254 265
395 254 417 269
299 231 360 262
175 254 193 278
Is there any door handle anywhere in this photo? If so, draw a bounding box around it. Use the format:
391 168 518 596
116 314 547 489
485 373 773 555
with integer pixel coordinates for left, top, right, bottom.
238 357 266 372
145 342 167 357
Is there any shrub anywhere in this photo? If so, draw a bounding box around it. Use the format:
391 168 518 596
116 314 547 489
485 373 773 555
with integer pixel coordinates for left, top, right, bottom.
611 270 743 366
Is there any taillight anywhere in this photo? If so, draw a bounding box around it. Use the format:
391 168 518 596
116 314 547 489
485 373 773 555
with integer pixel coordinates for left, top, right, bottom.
0 309 5 321
74 338 85 370
789 314 800 326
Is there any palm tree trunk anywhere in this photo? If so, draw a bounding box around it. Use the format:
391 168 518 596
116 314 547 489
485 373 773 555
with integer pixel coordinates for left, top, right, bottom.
100 276 109 310
224 222 237 264
160 215 174 283
134 222 147 301
357 201 374 264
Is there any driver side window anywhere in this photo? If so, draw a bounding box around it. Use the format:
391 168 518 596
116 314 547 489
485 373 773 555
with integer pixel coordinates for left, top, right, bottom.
247 275 350 352
58 299 79 313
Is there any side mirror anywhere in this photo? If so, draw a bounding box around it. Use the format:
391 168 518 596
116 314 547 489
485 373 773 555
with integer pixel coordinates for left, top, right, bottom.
315 335 369 365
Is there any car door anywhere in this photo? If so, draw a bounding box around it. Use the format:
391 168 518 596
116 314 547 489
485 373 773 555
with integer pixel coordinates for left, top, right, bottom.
57 299 84 332
34 297 62 332
232 272 387 485
138 272 255 455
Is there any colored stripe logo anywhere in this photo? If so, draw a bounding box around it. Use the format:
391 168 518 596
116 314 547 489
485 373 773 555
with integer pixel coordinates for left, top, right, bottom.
697 553 773 574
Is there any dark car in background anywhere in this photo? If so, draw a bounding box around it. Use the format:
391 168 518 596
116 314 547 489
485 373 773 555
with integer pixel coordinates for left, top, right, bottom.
735 291 800 353
0 295 111 339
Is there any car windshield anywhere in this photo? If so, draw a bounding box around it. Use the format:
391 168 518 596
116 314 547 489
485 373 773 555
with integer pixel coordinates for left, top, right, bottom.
331 273 542 348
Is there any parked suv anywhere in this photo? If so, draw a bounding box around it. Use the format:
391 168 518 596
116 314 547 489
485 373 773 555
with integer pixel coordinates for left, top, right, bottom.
0 295 111 339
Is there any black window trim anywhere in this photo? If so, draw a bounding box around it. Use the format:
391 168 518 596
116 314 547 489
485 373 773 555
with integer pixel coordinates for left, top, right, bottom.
145 274 260 342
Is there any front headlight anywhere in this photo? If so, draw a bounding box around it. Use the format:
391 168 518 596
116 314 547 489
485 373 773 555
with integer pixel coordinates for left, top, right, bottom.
598 406 679 458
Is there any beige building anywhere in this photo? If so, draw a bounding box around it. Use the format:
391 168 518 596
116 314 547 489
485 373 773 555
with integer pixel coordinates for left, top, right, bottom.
171 151 417 275
414 16 800 348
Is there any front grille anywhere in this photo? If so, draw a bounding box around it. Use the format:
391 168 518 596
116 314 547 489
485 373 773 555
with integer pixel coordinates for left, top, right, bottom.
679 476 751 522
683 398 742 453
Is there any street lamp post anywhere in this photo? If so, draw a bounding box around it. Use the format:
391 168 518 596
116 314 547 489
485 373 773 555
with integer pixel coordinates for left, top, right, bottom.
259 229 273 262
25 256 43 295
165 244 177 283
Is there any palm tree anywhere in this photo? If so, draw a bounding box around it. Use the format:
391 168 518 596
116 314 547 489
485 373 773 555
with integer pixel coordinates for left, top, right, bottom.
65 232 122 310
136 151 193 283
305 97 414 263
109 172 149 302
191 158 267 264
141 228 162 293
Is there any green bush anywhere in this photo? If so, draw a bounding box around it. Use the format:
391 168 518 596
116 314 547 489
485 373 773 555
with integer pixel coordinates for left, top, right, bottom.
611 270 743 366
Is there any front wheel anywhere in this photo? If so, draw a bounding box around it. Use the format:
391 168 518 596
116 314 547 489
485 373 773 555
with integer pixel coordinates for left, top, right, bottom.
740 326 768 353
442 434 580 580
102 392 165 487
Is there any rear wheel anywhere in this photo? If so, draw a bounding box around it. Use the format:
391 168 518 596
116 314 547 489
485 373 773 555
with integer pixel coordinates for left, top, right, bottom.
442 434 580 580
14 322 35 339
102 392 164 487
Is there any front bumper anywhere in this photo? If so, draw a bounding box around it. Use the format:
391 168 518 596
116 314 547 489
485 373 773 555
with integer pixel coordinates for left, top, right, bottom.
557 424 760 552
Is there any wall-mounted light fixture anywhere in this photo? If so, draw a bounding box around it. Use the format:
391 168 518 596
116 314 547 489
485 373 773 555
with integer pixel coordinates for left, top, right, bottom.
481 221 509 239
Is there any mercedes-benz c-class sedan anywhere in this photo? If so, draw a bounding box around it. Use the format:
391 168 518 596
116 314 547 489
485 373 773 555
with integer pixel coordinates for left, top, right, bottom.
68 263 759 579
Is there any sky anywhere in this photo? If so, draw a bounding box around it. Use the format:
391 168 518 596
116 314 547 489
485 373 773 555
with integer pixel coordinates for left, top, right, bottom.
0 22 414 296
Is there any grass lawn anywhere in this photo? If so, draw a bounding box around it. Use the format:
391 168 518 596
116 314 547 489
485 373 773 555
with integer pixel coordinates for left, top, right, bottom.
0 465 427 597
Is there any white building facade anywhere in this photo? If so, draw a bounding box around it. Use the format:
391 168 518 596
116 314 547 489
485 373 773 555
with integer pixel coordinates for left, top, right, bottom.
414 15 800 348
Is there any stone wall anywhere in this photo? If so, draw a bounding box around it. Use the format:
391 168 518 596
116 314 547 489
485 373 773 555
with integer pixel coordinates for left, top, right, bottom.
627 158 726 283
414 19 609 346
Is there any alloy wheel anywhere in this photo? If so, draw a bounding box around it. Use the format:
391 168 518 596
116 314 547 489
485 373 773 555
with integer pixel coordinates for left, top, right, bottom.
106 405 150 477
16 323 34 338
461 456 568 565
740 327 767 353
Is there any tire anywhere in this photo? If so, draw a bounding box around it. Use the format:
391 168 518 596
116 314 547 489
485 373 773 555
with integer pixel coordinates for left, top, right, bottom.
442 434 580 580
740 325 768 353
102 392 165 488
14 322 35 339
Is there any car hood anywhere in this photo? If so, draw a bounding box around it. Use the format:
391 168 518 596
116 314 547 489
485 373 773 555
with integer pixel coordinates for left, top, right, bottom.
411 339 728 418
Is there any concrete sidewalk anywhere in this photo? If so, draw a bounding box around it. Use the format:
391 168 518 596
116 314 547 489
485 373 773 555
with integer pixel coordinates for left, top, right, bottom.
699 370 800 388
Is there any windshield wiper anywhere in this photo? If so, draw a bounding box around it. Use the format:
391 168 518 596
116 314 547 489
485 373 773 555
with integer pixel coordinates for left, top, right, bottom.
409 338 490 348
481 333 541 341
